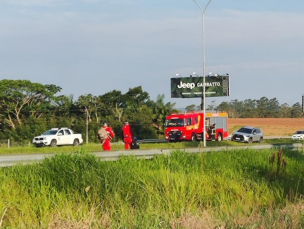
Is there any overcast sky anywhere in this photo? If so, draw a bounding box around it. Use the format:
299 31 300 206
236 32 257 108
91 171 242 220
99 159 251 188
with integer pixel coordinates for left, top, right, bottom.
1 0 303 109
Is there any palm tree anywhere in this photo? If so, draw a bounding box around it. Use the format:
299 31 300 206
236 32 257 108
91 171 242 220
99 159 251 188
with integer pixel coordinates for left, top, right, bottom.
151 94 177 134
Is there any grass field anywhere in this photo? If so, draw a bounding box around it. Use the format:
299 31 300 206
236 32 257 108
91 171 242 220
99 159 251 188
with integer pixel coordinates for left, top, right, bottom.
0 121 303 228
0 148 304 228
0 137 302 155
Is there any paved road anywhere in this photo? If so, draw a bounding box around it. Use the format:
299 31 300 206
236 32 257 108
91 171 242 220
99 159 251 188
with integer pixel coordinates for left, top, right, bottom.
0 143 302 167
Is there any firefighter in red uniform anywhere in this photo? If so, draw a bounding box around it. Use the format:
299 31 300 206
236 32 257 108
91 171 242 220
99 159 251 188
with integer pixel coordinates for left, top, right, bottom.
121 121 132 150
102 122 115 151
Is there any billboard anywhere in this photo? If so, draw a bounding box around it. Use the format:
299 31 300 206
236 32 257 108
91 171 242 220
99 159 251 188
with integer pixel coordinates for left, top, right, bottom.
171 75 230 98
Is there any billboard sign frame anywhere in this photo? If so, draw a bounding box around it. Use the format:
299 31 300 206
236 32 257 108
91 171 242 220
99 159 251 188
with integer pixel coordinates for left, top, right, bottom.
170 74 230 98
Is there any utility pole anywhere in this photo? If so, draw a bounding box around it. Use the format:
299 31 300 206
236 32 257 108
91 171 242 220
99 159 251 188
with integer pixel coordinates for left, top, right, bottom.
192 0 213 147
85 107 89 144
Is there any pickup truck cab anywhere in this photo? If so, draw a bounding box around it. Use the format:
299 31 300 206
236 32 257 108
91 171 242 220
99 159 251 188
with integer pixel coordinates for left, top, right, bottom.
32 127 83 147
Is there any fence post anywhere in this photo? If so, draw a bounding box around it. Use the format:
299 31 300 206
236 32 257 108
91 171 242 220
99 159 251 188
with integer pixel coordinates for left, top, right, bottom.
8 139 10 148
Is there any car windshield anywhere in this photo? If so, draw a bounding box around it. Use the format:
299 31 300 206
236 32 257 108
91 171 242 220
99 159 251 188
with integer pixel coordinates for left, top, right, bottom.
42 130 58 135
237 127 253 134
165 118 185 127
295 131 304 134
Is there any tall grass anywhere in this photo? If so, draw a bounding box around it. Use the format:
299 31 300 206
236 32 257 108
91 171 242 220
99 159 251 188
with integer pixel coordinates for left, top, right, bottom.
0 148 304 228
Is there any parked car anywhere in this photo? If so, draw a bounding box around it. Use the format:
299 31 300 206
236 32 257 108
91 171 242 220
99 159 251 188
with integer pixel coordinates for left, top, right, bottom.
291 130 304 140
32 127 83 147
230 126 263 143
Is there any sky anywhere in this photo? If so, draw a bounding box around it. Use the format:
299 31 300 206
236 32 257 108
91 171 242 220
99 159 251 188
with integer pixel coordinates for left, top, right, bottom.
1 0 304 110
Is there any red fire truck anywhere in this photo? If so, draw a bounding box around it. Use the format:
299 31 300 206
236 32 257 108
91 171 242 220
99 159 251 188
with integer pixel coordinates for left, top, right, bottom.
164 111 228 142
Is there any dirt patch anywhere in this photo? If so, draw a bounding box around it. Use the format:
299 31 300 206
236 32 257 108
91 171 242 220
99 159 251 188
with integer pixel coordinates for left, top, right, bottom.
228 118 304 136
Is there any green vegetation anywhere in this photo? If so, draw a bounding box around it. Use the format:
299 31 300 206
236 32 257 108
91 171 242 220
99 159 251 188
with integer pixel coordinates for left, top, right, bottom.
0 138 300 155
216 97 303 118
0 79 303 147
0 80 177 144
1 80 303 227
0 148 304 228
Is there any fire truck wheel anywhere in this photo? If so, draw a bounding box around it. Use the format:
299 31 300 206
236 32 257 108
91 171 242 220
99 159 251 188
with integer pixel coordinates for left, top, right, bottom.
217 133 222 142
191 133 197 142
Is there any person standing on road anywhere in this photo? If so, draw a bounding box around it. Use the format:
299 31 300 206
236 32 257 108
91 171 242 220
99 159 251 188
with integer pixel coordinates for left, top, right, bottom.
100 122 115 151
121 121 132 150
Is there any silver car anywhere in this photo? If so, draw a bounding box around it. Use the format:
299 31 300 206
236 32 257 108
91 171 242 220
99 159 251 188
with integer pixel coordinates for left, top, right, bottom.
231 126 263 143
291 130 304 140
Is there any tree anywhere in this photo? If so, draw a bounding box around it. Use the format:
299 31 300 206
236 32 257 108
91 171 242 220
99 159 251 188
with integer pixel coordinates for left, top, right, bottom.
0 79 61 129
240 99 257 118
76 94 101 122
216 101 238 117
216 101 229 112
99 90 124 121
291 102 303 118
128 104 158 139
52 95 74 117
278 103 292 118
228 99 244 118
123 86 151 120
94 86 157 139
268 98 280 118
125 86 150 107
185 104 197 112
256 97 270 117
151 94 177 134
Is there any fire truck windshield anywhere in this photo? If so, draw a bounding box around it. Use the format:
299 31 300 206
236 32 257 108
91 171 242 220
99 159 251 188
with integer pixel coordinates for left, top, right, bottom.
165 119 185 127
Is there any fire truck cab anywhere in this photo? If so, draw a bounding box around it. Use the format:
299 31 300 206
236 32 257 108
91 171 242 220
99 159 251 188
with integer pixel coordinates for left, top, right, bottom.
164 111 228 142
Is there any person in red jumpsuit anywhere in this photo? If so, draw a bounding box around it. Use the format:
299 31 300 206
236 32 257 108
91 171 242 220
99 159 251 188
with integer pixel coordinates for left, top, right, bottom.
121 121 132 150
101 122 115 151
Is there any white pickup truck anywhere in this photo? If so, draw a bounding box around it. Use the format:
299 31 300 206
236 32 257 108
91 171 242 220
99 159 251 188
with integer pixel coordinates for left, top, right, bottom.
32 127 83 147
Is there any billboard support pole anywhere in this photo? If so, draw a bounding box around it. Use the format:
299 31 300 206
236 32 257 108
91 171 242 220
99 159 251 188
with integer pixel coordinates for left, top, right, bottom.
302 94 304 114
192 0 213 147
200 99 204 111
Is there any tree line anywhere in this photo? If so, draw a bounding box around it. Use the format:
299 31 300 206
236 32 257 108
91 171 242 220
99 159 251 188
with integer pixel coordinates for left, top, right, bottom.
0 79 302 143
186 98 303 118
0 79 177 143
